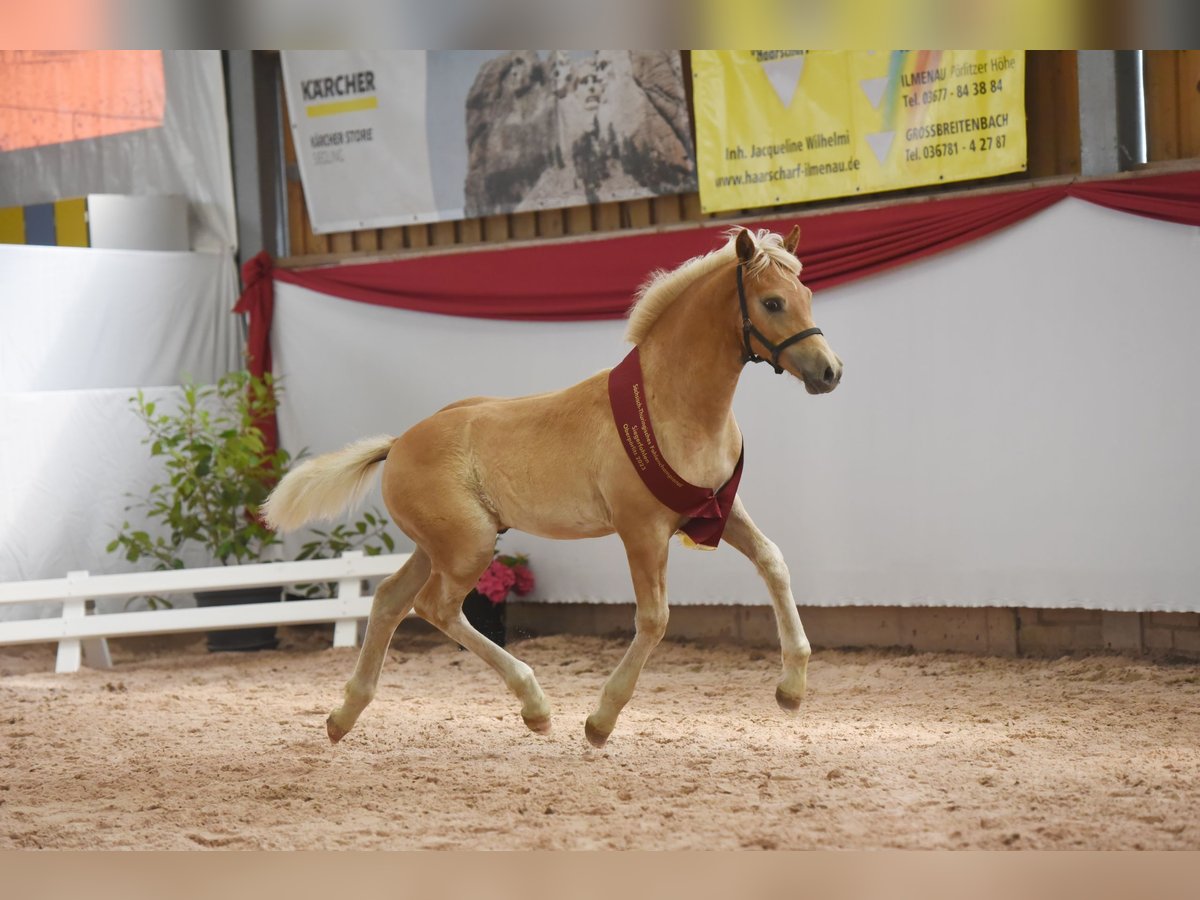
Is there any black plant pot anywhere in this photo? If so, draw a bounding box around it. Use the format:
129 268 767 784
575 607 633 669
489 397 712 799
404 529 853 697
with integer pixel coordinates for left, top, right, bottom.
195 586 280 652
462 590 506 647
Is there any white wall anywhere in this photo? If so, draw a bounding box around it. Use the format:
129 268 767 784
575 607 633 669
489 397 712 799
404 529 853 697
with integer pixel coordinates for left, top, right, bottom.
271 199 1200 613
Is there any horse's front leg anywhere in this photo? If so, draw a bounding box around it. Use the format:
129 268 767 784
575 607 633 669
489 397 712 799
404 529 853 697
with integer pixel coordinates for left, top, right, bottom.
722 496 812 710
584 530 670 748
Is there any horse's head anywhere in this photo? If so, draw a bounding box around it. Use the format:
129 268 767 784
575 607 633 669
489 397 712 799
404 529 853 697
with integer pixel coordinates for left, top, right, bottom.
735 226 843 394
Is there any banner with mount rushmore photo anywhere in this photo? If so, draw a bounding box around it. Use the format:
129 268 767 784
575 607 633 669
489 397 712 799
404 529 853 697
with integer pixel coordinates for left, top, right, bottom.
281 51 697 233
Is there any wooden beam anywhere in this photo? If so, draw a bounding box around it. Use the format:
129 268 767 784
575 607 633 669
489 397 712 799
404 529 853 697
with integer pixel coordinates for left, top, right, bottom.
352 229 379 253
484 214 509 242
565 205 592 235
624 199 652 229
537 209 565 237
430 221 457 247
1181 50 1200 158
329 231 354 256
510 211 537 240
594 201 621 231
458 217 483 244
406 224 430 249
1144 51 1181 162
380 227 406 251
652 195 682 226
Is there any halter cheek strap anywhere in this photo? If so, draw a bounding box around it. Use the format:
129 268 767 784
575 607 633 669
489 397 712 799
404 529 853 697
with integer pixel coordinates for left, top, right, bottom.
737 262 824 375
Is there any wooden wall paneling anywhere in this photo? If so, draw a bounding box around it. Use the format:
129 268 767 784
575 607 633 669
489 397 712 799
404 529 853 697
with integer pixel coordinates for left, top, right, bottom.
594 201 621 231
458 217 483 244
1024 51 1060 178
651 195 682 225
510 211 537 240
301 205 328 256
286 181 306 258
1180 50 1200 158
624 199 652 229
328 231 354 255
1143 50 1200 162
279 85 313 257
484 213 509 242
565 205 592 234
430 221 457 246
380 227 406 252
1051 50 1081 174
536 208 565 237
353 229 379 253
405 224 430 249
680 193 703 221
1143 51 1180 162
1023 50 1082 177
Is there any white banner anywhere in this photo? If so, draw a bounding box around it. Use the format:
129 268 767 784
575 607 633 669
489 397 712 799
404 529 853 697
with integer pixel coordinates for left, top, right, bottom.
281 51 697 233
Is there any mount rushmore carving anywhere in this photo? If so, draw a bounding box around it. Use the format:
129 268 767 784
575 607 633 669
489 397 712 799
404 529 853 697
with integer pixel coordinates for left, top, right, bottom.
463 51 697 217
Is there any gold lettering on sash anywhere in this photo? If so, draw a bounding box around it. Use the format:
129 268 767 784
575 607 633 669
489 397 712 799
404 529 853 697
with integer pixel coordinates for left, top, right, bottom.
633 384 685 488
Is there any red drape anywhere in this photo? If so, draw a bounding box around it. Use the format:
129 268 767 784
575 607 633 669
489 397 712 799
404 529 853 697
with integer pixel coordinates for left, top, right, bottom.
233 251 278 451
235 171 1200 446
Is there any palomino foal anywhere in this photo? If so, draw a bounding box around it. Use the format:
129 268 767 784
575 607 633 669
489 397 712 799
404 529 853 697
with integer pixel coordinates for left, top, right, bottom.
263 226 843 747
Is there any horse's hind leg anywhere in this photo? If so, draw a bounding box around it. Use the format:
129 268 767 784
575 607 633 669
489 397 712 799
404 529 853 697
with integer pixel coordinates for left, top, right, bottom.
414 539 553 734
327 548 431 743
721 496 811 710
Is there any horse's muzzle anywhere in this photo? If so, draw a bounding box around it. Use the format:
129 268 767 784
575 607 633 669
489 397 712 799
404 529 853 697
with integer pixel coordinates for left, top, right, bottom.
801 356 843 394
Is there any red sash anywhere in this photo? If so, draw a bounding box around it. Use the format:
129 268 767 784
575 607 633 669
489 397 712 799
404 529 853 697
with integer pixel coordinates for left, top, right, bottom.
608 347 743 549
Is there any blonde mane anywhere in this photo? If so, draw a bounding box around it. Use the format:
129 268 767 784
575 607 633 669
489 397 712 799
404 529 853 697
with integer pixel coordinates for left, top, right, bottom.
624 228 802 345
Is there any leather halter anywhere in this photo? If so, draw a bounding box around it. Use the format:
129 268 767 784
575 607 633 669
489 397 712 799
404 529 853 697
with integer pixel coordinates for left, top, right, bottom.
737 262 823 375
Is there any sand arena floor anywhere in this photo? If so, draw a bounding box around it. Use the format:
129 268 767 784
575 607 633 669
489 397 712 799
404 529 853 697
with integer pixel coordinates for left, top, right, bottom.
1 627 1197 850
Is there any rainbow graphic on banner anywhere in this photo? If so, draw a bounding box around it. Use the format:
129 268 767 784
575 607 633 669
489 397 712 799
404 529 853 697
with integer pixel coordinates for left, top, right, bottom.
0 197 89 247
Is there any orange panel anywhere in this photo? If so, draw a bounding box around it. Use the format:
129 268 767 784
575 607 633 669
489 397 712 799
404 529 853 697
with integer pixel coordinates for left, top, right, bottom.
0 51 165 152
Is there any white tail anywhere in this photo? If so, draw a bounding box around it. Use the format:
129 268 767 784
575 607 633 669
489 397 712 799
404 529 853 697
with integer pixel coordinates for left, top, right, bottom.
262 435 394 533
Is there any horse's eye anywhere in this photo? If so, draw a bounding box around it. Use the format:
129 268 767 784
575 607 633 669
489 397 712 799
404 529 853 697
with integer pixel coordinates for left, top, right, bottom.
762 297 783 313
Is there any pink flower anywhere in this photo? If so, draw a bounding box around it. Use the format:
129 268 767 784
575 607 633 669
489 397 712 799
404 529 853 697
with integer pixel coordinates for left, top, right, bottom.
476 559 516 604
512 563 535 596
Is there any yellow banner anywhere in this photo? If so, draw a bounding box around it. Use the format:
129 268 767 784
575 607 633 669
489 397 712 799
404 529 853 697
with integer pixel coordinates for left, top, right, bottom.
694 50 1026 213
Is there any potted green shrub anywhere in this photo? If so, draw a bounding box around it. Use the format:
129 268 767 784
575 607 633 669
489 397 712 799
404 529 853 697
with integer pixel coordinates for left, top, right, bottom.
108 370 395 650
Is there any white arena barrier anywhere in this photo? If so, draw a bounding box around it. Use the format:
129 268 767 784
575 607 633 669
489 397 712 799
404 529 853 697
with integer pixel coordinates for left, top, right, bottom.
0 551 410 673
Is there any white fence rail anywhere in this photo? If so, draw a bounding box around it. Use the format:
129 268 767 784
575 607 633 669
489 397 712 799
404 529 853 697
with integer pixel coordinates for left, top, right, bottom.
0 551 410 673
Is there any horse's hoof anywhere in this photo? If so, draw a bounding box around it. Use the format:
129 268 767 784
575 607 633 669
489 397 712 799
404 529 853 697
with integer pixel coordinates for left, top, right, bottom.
584 718 610 748
775 686 803 712
522 714 552 734
326 715 348 744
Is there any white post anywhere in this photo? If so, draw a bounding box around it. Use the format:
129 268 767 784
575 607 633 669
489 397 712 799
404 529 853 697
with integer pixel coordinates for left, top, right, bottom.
82 629 113 671
55 571 89 673
332 551 363 648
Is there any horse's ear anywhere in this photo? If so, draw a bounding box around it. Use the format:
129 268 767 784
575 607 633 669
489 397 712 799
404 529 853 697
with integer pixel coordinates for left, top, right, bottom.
735 228 755 264
784 225 801 256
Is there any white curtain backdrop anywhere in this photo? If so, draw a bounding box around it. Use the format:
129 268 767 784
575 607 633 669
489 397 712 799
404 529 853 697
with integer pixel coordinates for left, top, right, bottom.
0 244 239 391
271 199 1200 613
0 245 242 608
